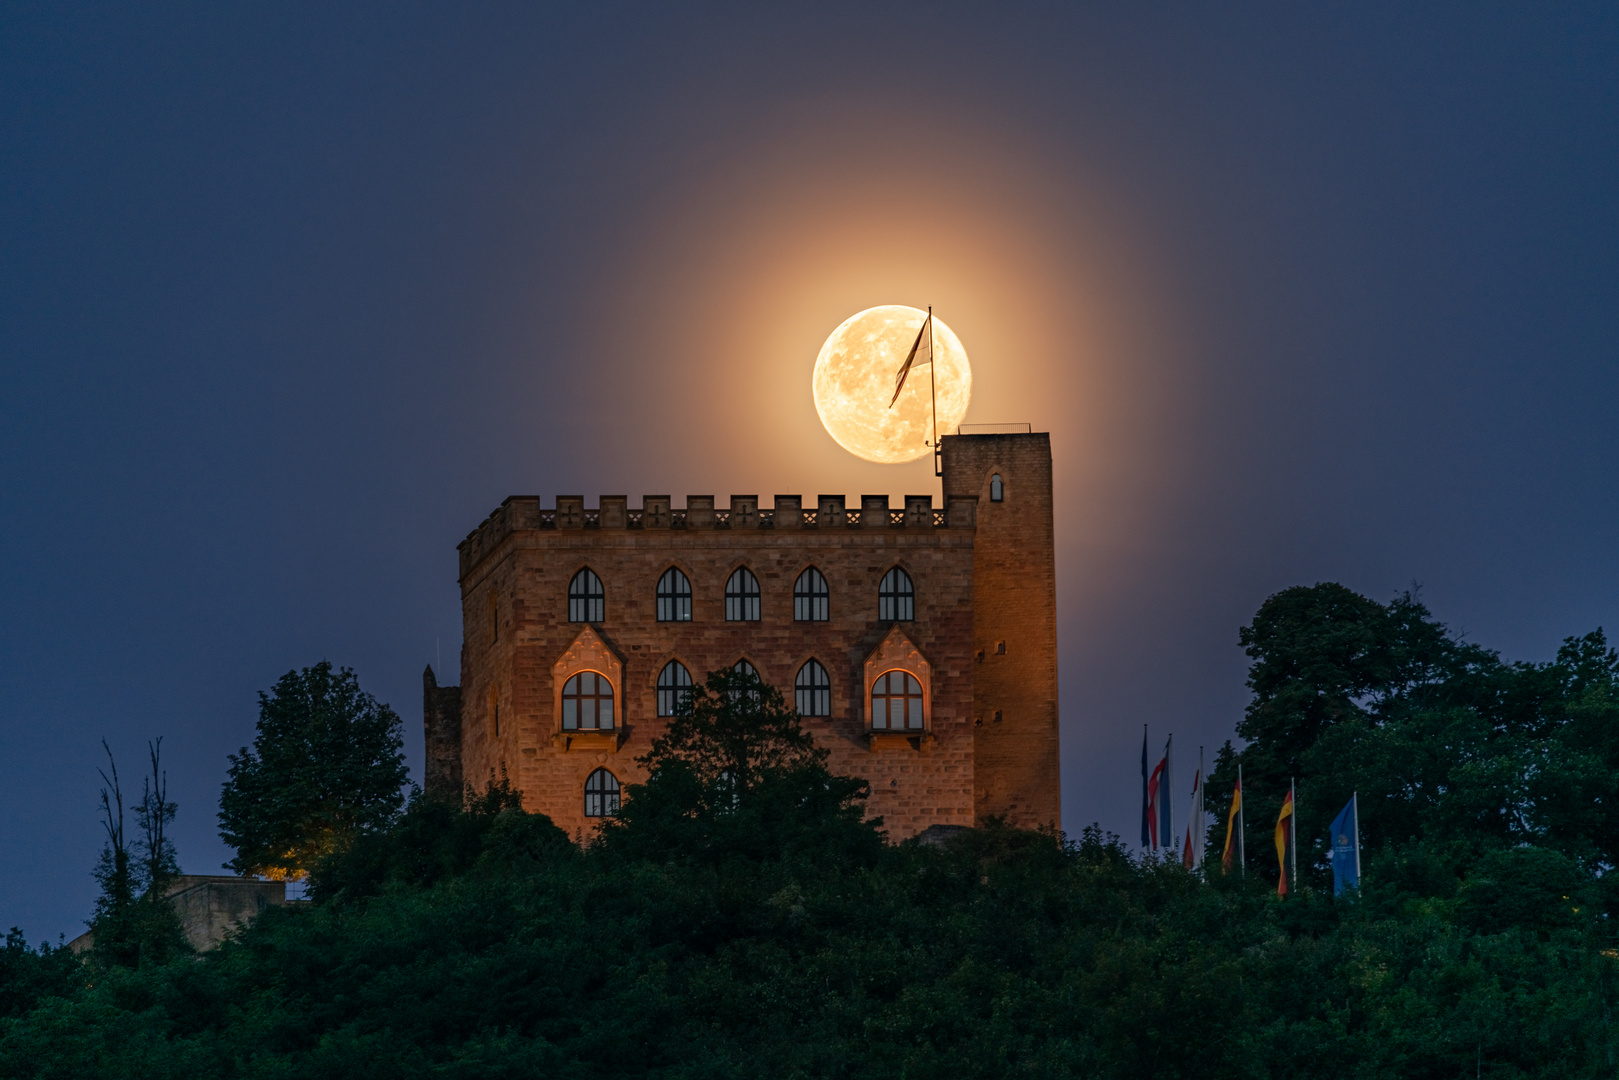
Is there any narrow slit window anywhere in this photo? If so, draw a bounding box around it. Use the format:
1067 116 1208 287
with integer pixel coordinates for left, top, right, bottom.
990 473 1003 502
795 659 831 717
794 567 829 621
878 567 914 622
568 568 605 623
656 568 692 622
725 567 761 621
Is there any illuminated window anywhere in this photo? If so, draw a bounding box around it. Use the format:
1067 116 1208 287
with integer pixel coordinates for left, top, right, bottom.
990 473 1003 502
656 567 691 622
878 567 914 622
561 671 614 731
656 660 693 717
794 567 829 621
871 670 924 730
568 568 604 623
584 768 620 817
795 659 831 717
725 567 760 621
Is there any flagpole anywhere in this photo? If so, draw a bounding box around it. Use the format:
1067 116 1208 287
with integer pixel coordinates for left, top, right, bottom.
1237 763 1244 877
1352 791 1360 883
1289 777 1297 897
1198 746 1205 876
928 306 941 478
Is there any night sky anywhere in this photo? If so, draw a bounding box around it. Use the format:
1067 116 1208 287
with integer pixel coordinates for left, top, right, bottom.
4 4 1617 942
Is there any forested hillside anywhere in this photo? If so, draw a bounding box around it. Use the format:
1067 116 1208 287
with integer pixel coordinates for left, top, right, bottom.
2 585 1616 1079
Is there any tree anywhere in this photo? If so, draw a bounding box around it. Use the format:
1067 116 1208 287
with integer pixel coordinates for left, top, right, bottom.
87 740 188 967
219 662 409 880
598 667 876 864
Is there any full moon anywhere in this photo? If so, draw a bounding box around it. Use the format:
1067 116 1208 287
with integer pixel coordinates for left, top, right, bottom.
812 306 972 464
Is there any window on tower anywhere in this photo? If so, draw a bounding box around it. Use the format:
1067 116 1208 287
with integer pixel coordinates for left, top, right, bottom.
656 567 692 622
584 768 620 817
990 473 1003 502
725 567 761 621
878 567 914 622
568 568 605 623
561 671 614 730
794 567 829 621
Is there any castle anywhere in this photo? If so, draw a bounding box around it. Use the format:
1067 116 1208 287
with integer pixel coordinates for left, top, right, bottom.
423 431 1060 840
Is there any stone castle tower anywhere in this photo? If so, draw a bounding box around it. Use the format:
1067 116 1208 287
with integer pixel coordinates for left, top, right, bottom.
425 431 1060 839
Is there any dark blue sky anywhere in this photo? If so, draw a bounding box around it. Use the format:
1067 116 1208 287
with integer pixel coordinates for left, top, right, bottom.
4 4 1616 941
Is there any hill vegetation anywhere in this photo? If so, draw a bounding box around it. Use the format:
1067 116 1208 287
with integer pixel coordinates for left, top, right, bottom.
1 586 1616 1078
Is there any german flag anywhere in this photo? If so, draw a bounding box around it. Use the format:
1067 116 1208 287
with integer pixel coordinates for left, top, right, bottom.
1274 787 1295 896
1221 775 1243 873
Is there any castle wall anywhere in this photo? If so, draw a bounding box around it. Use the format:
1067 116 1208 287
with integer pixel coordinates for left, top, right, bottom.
457 496 977 840
942 433 1063 829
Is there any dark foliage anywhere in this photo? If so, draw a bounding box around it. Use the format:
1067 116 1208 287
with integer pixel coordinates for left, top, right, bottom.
3 609 1618 1077
218 661 410 880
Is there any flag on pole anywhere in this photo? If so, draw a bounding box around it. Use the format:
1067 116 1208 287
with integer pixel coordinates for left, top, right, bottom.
1274 785 1296 897
1159 736 1174 851
1221 773 1243 874
1146 738 1170 852
1182 764 1203 870
1330 793 1360 896
889 311 934 407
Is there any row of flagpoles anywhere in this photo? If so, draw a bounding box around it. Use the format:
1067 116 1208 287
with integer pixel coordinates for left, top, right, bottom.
1140 727 1362 896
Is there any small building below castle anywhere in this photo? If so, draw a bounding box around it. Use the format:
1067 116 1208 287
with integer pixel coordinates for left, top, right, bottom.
426 432 1061 840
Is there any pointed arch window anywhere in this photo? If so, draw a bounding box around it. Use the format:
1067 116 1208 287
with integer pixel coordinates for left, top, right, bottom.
725 567 761 621
795 659 831 717
878 567 914 622
730 659 760 703
990 473 1004 502
871 670 924 730
569 569 605 623
657 660 693 717
656 568 692 622
561 671 614 731
584 768 620 817
794 567 829 621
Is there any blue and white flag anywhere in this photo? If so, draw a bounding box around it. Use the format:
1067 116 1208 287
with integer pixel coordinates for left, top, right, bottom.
1330 794 1360 895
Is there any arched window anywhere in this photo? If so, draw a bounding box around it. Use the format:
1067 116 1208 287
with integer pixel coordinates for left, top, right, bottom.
878 567 914 622
730 659 760 703
584 768 620 817
561 671 614 730
794 567 829 621
569 568 605 623
656 568 691 622
795 659 831 717
656 660 693 717
990 473 1004 502
871 670 924 730
725 567 761 621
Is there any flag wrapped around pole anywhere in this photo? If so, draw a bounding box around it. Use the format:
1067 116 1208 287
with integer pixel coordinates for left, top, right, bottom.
1159 736 1174 852
1146 741 1169 852
1183 760 1203 870
1221 770 1243 874
1274 782 1296 897
1330 793 1360 896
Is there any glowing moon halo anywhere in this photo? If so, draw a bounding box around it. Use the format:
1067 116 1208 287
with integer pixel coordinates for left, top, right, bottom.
812 306 972 464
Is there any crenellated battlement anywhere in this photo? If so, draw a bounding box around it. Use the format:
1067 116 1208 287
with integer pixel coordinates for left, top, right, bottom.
459 493 978 579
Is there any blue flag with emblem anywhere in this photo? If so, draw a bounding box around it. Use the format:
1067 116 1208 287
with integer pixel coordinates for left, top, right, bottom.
1330 793 1360 895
